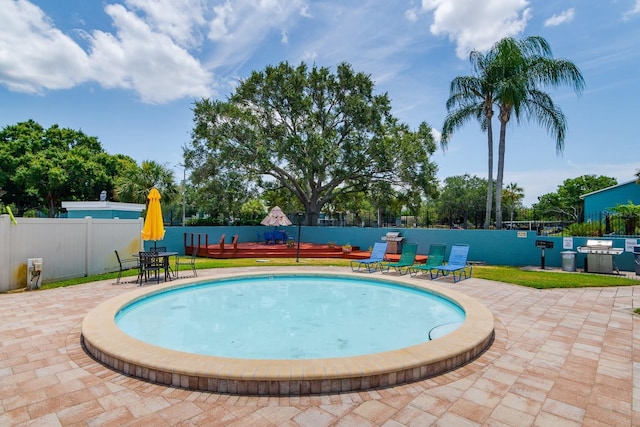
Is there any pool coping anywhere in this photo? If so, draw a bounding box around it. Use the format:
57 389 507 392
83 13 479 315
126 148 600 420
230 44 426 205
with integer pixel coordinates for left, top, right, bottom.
81 269 495 395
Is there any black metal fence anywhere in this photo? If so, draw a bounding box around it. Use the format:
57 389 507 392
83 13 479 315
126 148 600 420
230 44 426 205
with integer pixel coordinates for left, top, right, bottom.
306 210 640 238
181 208 639 238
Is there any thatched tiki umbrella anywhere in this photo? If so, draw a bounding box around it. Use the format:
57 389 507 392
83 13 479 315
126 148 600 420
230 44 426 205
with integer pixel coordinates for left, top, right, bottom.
260 206 292 226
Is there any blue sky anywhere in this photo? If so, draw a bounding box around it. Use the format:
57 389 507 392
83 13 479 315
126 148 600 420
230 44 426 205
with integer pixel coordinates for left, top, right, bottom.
1 0 638 206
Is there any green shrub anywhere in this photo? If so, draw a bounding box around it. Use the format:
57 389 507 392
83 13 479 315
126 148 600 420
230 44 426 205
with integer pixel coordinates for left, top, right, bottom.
566 221 603 237
186 217 225 226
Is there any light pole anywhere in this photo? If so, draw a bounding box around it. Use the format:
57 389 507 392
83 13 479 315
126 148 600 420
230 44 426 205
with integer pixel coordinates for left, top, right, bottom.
296 212 305 262
181 167 186 227
175 164 187 227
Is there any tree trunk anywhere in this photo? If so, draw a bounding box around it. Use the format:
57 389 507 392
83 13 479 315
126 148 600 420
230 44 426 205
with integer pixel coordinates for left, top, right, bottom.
306 198 321 226
484 116 494 229
495 119 507 230
47 193 57 218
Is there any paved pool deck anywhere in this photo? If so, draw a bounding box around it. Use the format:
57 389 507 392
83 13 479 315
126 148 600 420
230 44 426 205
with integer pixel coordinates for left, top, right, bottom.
1 266 639 426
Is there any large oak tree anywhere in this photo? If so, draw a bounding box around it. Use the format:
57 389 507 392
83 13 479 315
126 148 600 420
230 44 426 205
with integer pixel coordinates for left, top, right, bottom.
187 61 438 225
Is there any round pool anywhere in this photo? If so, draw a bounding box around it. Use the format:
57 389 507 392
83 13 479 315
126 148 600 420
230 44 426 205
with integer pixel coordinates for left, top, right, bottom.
115 275 466 359
82 269 494 395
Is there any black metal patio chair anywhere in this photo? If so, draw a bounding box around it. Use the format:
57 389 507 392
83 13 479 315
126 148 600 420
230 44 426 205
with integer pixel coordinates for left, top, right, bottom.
175 246 198 278
114 250 139 285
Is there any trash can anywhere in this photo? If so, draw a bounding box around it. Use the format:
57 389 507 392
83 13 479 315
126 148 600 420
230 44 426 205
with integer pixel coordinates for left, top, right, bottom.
561 251 576 272
634 246 640 276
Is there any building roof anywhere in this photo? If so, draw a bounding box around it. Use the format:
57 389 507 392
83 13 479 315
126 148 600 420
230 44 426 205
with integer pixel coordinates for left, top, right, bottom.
61 201 145 212
579 179 638 199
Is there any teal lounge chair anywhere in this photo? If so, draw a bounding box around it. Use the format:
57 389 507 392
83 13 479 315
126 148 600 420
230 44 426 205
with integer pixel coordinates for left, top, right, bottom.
409 243 446 277
428 244 472 282
380 243 418 275
350 242 388 273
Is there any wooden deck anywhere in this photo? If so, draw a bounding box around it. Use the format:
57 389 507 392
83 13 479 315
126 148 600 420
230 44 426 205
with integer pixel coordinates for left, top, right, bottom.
183 233 427 262
188 241 366 259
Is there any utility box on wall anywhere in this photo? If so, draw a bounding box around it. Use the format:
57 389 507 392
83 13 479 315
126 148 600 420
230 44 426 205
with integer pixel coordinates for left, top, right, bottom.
27 258 43 290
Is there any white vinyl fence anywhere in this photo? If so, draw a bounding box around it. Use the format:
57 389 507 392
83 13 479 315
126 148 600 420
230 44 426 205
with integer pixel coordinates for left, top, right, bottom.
0 215 143 292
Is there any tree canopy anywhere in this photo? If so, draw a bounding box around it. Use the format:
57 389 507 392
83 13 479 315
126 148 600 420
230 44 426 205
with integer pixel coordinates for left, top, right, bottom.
533 174 617 221
438 174 487 228
115 160 178 205
0 120 132 217
186 61 438 225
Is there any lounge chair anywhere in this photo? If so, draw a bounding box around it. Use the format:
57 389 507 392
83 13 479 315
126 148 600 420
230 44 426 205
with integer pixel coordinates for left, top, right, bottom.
409 243 446 277
428 244 472 282
380 243 418 275
350 242 388 273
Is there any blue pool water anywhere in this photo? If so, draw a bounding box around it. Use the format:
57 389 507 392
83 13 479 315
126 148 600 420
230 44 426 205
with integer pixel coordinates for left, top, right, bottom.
116 275 465 359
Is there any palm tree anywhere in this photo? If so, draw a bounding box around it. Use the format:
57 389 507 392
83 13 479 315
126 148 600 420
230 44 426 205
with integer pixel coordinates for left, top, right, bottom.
115 160 178 204
502 182 524 226
442 50 498 229
443 36 585 230
491 36 585 229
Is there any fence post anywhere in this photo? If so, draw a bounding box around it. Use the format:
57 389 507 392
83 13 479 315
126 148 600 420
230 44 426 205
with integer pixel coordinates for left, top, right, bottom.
85 216 92 277
0 215 10 292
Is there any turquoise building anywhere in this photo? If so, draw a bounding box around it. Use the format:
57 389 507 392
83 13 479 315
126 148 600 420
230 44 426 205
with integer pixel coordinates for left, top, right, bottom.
581 179 640 217
61 201 145 219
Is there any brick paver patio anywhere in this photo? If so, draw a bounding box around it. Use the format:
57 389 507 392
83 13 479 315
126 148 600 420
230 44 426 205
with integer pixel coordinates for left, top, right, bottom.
1 266 638 426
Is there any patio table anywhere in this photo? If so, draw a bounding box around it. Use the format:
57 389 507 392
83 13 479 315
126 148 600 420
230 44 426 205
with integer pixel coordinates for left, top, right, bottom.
135 251 177 283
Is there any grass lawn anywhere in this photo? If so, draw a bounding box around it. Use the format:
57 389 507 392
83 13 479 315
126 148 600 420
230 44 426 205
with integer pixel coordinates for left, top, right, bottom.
35 257 639 291
473 265 638 289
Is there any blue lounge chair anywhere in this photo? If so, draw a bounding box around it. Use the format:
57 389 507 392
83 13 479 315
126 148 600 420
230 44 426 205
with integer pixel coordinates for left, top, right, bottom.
409 243 446 277
428 244 472 282
380 243 418 275
350 242 388 273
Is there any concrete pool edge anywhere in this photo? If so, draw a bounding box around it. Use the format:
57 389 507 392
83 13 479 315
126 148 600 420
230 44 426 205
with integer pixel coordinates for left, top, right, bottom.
81 268 495 395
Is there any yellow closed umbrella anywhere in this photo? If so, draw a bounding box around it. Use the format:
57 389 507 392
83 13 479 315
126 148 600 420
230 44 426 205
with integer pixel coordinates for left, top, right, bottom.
141 188 165 249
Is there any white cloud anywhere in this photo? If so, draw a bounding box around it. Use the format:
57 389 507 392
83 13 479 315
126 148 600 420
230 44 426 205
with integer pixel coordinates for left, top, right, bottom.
419 0 532 58
208 1 234 41
89 4 213 104
544 8 575 27
0 0 213 104
301 50 317 62
206 0 308 68
0 0 91 93
299 5 312 18
430 128 442 144
623 0 640 20
405 8 420 23
123 0 208 48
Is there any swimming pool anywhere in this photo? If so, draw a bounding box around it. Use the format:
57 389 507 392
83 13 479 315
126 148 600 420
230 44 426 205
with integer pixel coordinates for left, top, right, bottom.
115 275 466 359
82 269 494 395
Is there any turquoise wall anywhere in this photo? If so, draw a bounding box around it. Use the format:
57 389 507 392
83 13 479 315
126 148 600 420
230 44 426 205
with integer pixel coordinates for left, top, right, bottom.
584 181 640 217
152 226 640 272
68 209 141 219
